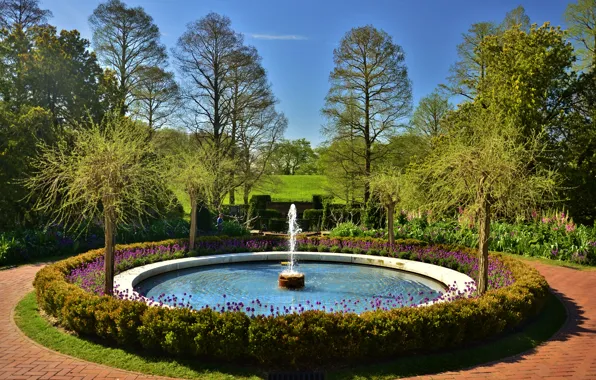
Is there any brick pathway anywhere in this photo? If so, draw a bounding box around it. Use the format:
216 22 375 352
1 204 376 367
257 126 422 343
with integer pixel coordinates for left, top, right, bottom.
0 262 595 379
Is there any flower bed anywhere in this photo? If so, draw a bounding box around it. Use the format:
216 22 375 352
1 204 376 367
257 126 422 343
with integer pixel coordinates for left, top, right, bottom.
34 236 548 369
330 211 596 264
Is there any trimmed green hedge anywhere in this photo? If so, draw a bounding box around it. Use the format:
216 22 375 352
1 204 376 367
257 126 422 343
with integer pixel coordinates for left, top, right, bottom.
303 209 323 231
34 238 548 369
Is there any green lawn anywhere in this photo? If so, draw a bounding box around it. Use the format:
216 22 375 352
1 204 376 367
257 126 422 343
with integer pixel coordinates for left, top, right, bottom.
245 175 331 203
174 175 332 214
15 290 565 379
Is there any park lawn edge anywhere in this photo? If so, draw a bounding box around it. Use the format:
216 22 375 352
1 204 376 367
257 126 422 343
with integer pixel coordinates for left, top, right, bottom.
15 290 565 380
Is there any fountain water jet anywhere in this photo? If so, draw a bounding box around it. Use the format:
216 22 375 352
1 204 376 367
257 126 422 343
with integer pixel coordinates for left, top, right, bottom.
278 204 305 289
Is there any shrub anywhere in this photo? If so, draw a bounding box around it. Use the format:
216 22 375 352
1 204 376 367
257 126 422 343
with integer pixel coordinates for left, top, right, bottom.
221 221 250 237
250 195 271 210
303 209 323 231
196 206 213 232
329 222 363 237
312 195 323 210
268 218 287 232
35 237 547 370
364 193 386 229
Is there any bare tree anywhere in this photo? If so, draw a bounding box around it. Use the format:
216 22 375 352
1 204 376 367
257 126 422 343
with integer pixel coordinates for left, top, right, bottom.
565 0 596 71
237 106 287 204
173 12 242 152
0 0 51 31
131 66 179 130
410 90 453 139
89 0 167 115
227 45 275 204
322 25 412 203
442 22 498 100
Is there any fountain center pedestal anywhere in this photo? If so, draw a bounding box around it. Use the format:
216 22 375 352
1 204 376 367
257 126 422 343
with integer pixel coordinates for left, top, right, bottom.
278 272 305 289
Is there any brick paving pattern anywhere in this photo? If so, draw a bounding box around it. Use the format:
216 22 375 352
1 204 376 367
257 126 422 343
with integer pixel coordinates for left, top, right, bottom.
0 261 595 379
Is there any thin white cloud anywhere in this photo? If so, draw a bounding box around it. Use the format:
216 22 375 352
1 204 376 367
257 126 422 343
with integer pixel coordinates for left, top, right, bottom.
250 33 307 41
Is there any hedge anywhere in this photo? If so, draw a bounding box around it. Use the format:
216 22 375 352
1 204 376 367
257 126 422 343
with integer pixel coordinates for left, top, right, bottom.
34 237 548 369
303 209 323 231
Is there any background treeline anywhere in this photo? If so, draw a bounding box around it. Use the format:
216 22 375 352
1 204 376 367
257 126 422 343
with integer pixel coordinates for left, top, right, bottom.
2 0 596 263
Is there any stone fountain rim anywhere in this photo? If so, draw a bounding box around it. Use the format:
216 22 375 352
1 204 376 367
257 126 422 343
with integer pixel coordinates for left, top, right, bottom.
114 251 474 308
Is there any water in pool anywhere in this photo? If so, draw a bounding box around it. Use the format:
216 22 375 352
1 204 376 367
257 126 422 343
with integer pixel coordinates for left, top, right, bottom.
135 261 446 315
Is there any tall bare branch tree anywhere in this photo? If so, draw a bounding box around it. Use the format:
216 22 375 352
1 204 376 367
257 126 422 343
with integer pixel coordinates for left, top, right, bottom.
236 106 287 204
227 45 275 204
410 90 453 139
89 0 167 115
565 0 596 71
0 0 51 31
173 12 241 152
322 25 412 203
131 65 179 130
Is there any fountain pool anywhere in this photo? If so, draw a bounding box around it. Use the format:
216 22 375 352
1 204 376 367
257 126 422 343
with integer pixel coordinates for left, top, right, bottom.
135 260 446 315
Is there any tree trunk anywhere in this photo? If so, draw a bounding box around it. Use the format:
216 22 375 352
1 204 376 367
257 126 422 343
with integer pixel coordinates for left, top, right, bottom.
243 184 250 205
229 185 235 204
104 211 115 296
387 203 395 247
189 195 197 250
477 197 490 295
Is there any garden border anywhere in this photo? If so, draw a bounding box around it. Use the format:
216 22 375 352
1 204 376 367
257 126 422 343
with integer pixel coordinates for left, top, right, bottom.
33 238 550 369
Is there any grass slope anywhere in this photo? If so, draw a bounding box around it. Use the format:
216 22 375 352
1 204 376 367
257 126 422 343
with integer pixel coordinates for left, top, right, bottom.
174 175 331 214
15 291 565 379
247 175 330 203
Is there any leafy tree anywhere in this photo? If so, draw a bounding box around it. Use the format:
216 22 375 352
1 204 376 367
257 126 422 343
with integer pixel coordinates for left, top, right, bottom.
370 168 405 246
478 23 575 138
564 0 596 71
443 6 530 99
89 0 167 115
166 136 228 250
0 0 51 107
323 25 412 203
409 90 453 138
25 113 171 294
27 26 104 126
0 104 52 229
552 71 596 224
382 133 429 169
318 138 365 204
131 65 179 130
269 138 316 175
407 106 558 294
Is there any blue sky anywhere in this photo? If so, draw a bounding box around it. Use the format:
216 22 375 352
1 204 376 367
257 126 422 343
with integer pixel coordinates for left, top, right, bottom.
45 0 573 146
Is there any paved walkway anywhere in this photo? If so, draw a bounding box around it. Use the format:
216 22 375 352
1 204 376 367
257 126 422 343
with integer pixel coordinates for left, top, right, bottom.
0 262 595 379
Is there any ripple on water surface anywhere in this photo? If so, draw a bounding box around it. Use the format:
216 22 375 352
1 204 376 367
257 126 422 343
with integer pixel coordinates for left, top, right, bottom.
135 261 446 315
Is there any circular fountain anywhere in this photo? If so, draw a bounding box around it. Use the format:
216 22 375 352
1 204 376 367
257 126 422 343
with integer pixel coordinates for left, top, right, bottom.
278 204 305 289
115 204 475 316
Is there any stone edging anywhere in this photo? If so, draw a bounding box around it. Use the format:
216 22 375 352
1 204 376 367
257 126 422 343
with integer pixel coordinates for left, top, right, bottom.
114 251 475 307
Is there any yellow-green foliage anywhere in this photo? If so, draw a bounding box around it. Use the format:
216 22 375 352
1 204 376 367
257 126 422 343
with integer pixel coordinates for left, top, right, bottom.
34 239 548 369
